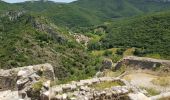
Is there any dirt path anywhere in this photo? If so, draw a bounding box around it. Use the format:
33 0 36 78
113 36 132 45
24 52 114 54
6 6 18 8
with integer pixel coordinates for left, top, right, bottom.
123 73 170 93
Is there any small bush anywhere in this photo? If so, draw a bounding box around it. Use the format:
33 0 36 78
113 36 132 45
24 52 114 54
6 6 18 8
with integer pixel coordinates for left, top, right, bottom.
116 48 126 55
103 50 112 56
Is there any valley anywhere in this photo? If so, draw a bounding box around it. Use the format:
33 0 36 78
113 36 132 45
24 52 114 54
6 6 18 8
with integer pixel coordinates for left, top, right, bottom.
0 0 170 100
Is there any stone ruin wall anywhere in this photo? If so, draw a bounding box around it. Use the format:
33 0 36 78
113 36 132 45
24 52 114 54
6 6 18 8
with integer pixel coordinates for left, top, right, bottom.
41 77 138 100
0 63 55 91
115 56 170 72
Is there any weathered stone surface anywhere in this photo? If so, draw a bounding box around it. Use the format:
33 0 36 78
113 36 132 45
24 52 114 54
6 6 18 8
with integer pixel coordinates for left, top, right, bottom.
47 77 141 100
0 90 30 100
150 92 170 100
0 63 55 91
53 86 63 94
128 93 151 100
115 56 170 72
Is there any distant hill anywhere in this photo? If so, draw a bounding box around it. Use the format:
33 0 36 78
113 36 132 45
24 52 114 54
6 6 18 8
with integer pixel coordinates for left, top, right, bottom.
1 0 170 27
72 0 170 18
94 11 170 59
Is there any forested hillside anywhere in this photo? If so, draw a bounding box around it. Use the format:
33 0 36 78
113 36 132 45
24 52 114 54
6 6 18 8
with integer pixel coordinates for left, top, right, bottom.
1 0 170 28
0 0 170 82
88 11 170 59
0 11 100 82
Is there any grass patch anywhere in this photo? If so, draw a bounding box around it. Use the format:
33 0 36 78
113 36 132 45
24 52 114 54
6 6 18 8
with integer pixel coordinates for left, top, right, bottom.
141 87 160 96
91 48 118 57
151 77 170 87
123 48 135 57
103 70 122 77
32 81 43 91
90 81 124 90
145 54 161 59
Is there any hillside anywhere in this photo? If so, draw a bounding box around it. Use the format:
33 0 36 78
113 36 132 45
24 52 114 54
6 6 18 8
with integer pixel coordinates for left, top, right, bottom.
72 0 170 19
0 11 100 82
1 0 170 28
89 11 170 59
15 1 102 28
0 0 170 82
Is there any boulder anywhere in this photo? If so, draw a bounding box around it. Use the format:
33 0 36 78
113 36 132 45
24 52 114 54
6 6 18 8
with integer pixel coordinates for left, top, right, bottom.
101 58 113 71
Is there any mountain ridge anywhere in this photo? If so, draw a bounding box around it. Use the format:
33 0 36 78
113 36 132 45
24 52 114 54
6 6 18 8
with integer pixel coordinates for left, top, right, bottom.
1 0 170 27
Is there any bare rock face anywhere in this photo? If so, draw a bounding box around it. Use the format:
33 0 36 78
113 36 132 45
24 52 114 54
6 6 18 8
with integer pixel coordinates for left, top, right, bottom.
0 63 55 91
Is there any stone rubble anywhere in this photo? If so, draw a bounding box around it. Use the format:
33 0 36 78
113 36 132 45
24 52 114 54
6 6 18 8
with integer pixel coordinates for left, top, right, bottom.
40 77 141 100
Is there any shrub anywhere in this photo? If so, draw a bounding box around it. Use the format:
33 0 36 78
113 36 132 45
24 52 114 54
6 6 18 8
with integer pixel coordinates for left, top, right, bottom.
116 48 126 55
103 50 112 56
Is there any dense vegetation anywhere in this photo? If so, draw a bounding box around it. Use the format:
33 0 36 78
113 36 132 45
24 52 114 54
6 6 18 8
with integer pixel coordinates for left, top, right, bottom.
1 0 170 28
0 12 101 82
88 11 170 59
0 0 170 82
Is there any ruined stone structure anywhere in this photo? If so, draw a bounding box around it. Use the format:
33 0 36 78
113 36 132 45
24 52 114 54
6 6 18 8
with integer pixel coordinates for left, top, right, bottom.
115 56 170 72
0 63 55 91
0 61 170 100
40 77 142 100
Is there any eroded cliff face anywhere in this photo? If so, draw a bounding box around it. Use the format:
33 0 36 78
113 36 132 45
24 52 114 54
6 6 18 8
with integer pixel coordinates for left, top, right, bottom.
115 56 170 73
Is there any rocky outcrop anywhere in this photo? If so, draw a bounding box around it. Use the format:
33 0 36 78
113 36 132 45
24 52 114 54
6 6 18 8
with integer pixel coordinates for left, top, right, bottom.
100 58 114 71
1 10 25 21
0 63 55 91
32 18 66 44
73 34 90 46
115 56 170 72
